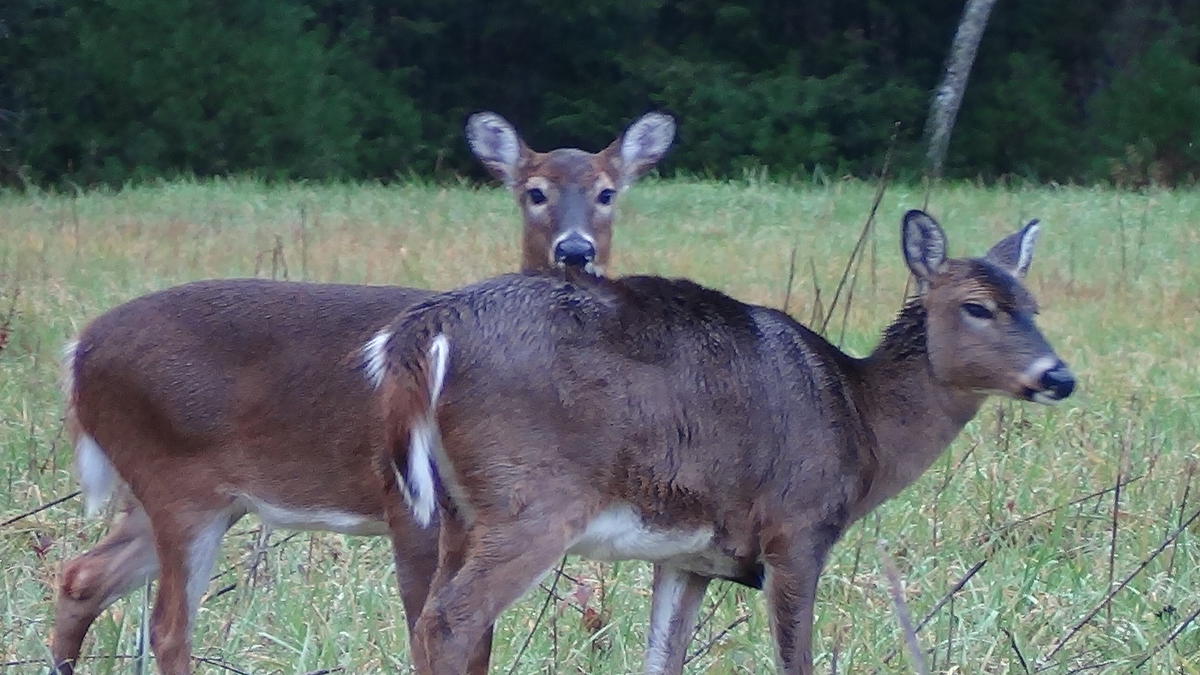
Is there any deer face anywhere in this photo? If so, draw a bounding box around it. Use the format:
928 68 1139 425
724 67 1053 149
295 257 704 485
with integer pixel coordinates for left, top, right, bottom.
516 149 619 274
467 111 675 275
903 211 1076 404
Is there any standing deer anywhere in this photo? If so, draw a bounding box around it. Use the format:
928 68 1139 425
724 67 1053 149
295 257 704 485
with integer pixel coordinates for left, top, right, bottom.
375 210 1076 674
52 111 675 675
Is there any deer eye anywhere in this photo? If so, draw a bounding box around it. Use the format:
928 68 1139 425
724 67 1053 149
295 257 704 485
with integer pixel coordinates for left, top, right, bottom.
597 188 616 205
526 188 547 205
962 302 995 320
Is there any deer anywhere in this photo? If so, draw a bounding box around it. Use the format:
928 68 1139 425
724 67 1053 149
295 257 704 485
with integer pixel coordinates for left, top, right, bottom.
374 209 1077 674
51 110 675 675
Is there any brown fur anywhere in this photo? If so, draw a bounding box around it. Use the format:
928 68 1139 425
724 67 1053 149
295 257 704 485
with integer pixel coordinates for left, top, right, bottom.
379 211 1075 674
50 112 674 675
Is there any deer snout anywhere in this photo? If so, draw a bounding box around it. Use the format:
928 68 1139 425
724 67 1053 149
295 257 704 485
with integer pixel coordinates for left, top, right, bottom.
554 235 596 268
1031 361 1075 404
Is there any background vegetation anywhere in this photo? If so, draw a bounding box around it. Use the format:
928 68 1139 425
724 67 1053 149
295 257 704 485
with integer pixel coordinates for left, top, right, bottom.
2 0 1200 187
1 180 1197 671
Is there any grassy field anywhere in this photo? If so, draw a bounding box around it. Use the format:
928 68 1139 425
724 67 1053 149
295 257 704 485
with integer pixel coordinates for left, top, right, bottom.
1 178 1197 673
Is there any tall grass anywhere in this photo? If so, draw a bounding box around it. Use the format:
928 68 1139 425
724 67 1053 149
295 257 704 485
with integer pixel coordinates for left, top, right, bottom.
1 178 1197 672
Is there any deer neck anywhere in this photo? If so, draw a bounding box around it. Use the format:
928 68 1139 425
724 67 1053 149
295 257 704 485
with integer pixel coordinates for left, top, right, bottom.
849 301 985 522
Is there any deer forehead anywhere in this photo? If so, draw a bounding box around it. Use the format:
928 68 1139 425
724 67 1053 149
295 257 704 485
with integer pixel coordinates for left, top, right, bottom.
522 149 617 189
935 259 1038 314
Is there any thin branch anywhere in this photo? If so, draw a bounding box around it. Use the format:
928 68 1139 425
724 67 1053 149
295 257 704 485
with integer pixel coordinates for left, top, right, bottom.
819 123 899 336
684 614 751 665
782 243 800 314
982 473 1145 543
1134 603 1200 669
505 556 567 675
2 491 81 527
1042 504 1200 663
877 559 987 667
1002 626 1031 674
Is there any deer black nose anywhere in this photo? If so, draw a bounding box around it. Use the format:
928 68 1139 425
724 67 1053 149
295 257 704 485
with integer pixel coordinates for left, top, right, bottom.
1039 363 1076 400
554 236 596 267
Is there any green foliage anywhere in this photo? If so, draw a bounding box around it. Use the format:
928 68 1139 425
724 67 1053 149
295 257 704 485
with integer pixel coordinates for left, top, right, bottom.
1088 35 1200 186
2 0 420 184
2 0 1199 185
953 51 1083 180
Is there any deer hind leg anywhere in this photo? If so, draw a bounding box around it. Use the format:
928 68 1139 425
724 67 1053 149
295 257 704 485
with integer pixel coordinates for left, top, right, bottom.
394 508 495 675
52 499 159 674
144 501 242 675
644 564 710 675
412 507 585 675
403 512 495 675
386 510 440 671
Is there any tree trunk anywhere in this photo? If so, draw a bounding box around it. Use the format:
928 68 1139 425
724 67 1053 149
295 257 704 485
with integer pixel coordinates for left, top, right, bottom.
924 0 999 177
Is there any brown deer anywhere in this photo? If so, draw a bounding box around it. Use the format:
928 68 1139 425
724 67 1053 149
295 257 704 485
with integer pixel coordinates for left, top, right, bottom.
52 110 675 675
375 209 1076 674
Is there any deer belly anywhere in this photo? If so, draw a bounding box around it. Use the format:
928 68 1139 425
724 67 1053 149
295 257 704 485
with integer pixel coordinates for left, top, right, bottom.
568 504 736 576
236 494 389 536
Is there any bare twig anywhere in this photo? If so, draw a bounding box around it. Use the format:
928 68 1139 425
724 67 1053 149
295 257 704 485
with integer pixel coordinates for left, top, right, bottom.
1107 421 1132 624
1134 603 1200 669
782 243 800 314
194 656 253 674
916 560 987 636
1042 504 1200 663
982 473 1145 543
684 613 750 665
505 556 567 675
2 491 81 527
877 559 987 668
1167 460 1195 576
0 283 19 355
1002 626 1031 673
691 583 733 642
820 124 899 336
807 259 825 328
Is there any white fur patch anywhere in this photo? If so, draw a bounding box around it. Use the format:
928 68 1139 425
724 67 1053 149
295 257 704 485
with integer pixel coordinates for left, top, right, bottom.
76 434 118 517
401 333 451 528
1032 391 1064 405
1019 355 1058 389
466 112 521 186
236 495 387 536
1017 222 1041 277
405 422 439 527
185 509 237 617
61 339 79 399
569 504 714 564
619 113 676 184
361 328 392 389
549 230 599 267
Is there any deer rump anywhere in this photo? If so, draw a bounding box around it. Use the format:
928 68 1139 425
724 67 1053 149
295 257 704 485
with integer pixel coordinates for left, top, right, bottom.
378 273 871 589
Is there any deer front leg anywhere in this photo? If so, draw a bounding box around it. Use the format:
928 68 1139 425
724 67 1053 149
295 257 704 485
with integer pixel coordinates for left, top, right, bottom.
762 523 840 675
644 564 709 674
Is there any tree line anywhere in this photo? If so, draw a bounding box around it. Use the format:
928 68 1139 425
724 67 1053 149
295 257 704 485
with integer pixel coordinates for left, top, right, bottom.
1 0 1198 187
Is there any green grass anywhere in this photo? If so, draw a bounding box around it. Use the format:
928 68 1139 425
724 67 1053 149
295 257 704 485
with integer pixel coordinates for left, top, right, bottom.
1 178 1198 673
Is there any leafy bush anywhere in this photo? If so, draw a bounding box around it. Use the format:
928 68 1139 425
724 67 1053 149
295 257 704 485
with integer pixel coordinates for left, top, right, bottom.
1088 36 1200 186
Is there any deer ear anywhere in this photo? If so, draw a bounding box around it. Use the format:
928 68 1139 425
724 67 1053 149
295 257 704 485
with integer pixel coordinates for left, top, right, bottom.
608 112 675 188
902 210 948 287
466 112 530 188
985 219 1040 278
